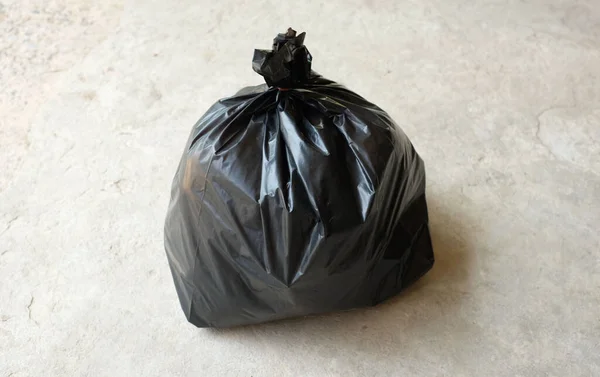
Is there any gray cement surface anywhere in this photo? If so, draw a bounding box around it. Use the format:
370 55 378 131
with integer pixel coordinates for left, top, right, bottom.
1 0 599 376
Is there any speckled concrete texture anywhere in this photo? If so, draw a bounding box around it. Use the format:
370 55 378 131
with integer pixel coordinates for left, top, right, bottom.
1 1 599 376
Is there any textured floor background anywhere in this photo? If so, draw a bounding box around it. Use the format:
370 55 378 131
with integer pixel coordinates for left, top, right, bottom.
1 0 599 376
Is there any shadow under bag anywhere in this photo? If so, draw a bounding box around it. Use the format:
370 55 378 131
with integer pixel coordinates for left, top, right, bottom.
164 29 435 328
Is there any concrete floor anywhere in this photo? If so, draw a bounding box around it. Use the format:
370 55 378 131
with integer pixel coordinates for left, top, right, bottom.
1 0 599 375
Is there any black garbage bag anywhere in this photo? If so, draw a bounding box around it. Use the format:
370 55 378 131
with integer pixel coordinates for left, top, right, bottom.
164 29 434 328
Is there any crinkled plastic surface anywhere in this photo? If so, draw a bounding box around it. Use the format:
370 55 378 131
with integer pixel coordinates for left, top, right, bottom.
164 29 434 328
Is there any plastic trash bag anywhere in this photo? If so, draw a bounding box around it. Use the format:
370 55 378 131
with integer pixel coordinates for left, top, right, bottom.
164 29 434 328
